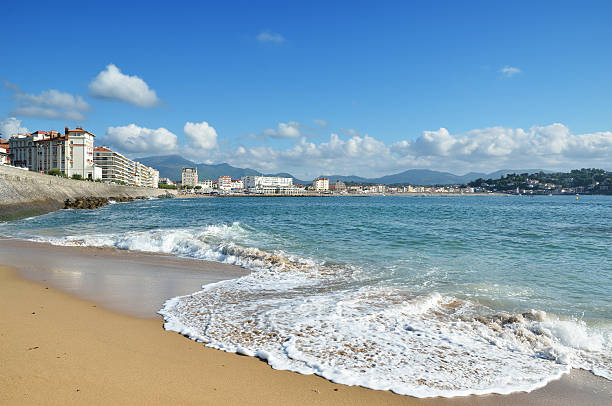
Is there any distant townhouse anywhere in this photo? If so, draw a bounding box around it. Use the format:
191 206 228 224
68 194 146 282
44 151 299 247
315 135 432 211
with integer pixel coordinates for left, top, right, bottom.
182 167 198 187
93 146 159 187
313 177 329 191
9 126 101 179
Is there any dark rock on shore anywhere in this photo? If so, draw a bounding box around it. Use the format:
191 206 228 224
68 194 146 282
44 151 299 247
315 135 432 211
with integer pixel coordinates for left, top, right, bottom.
63 196 148 210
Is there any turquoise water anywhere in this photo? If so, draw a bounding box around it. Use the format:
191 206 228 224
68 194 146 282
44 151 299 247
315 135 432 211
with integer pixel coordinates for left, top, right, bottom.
2 195 611 396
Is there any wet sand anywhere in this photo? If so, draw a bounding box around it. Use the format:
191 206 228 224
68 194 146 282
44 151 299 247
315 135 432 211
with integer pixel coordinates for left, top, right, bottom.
0 239 610 405
0 237 247 318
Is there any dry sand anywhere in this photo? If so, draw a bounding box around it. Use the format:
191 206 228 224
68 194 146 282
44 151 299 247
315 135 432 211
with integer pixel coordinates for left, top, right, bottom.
0 240 610 405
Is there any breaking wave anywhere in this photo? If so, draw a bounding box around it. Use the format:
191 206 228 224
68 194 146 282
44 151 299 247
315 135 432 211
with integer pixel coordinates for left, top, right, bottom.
34 223 612 397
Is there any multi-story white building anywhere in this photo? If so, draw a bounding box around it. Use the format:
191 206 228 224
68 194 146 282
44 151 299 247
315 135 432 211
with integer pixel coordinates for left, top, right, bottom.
313 177 329 191
66 127 98 179
93 147 158 187
199 179 214 188
182 167 198 187
231 179 244 191
218 175 232 192
159 177 175 185
196 179 214 193
243 176 293 189
243 176 294 194
9 127 101 179
134 161 159 188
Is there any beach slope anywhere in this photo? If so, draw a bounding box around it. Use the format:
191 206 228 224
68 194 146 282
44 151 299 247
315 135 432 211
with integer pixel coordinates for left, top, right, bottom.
1 260 610 405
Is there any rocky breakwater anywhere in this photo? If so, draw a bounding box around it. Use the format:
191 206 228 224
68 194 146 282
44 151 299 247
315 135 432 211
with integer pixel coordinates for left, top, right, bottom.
63 196 147 210
1 165 174 221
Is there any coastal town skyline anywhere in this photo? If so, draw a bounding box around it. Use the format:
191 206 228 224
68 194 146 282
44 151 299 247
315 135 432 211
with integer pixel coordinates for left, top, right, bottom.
3 123 609 197
2 2 612 179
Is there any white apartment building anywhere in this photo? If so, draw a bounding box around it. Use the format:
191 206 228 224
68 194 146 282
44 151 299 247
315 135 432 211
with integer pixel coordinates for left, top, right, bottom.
66 127 98 179
9 127 101 179
218 175 232 191
196 179 214 193
199 179 214 188
93 147 159 187
182 167 198 187
243 176 293 189
134 161 160 188
242 176 294 194
313 177 329 191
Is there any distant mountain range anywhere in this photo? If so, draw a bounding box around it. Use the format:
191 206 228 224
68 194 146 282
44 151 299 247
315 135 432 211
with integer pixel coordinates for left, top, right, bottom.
137 154 542 186
322 169 543 185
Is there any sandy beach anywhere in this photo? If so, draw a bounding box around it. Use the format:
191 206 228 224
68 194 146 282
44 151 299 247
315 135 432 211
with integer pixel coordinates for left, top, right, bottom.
1 239 610 405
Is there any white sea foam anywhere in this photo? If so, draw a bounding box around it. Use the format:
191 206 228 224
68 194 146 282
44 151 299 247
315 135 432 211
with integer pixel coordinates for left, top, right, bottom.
33 225 612 397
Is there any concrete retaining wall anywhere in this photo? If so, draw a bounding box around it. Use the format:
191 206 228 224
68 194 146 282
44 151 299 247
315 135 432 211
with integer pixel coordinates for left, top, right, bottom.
0 164 173 221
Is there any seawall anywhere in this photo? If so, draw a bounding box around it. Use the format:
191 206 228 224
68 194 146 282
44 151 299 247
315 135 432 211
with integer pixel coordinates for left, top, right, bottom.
0 165 173 221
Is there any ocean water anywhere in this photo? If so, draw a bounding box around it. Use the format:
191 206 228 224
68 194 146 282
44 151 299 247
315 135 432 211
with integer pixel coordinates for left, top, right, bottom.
1 195 611 397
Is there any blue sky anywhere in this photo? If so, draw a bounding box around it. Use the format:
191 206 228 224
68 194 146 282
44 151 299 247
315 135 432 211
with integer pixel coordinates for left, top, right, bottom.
1 0 611 178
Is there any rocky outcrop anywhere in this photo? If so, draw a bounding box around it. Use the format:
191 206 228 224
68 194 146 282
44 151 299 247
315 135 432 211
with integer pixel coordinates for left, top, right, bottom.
63 196 148 210
0 165 175 221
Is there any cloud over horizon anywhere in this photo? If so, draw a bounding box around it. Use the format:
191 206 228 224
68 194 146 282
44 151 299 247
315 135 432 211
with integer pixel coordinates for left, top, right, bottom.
184 121 218 152
89 64 160 108
5 83 90 121
101 120 219 159
223 123 612 179
103 124 178 155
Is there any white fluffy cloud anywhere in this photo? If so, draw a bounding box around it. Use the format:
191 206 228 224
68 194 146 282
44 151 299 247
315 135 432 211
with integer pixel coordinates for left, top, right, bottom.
89 64 160 108
226 133 395 178
225 124 612 179
256 31 285 44
104 124 177 155
0 117 29 138
313 119 328 127
263 121 301 138
99 121 611 178
499 66 521 78
10 88 90 121
184 121 218 151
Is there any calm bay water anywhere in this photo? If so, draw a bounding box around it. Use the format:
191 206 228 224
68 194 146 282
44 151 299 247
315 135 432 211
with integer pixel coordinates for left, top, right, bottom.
2 195 611 397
